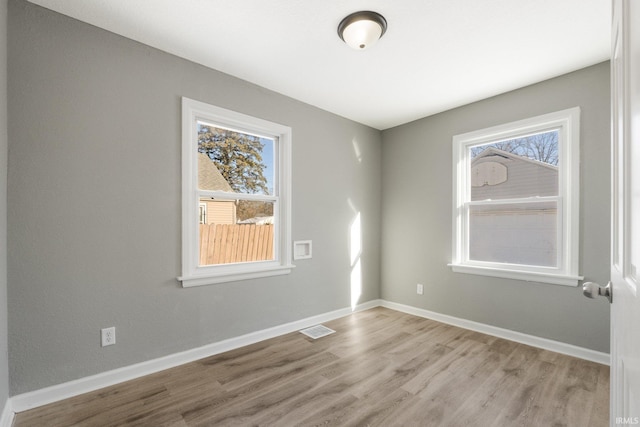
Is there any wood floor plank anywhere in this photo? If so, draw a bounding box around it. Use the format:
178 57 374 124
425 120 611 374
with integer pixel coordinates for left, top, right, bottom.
535 357 604 427
401 338 489 395
182 352 336 424
249 354 388 426
411 343 504 425
13 307 609 427
448 343 542 426
489 358 557 427
588 361 611 427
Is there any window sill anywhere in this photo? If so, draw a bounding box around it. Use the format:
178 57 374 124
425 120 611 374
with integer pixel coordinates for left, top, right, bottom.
179 264 295 287
448 263 583 287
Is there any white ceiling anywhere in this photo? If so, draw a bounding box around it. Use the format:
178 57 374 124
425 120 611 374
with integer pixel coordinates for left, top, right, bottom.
27 0 611 130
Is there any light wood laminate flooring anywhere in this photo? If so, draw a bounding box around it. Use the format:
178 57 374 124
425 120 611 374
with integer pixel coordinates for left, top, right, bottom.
14 307 609 426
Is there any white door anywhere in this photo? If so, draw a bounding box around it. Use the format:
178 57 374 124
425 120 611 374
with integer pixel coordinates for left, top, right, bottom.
610 0 640 422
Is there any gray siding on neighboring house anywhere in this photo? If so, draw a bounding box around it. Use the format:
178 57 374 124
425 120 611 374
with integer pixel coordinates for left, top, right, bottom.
471 148 558 201
381 62 611 353
470 208 557 267
7 0 381 394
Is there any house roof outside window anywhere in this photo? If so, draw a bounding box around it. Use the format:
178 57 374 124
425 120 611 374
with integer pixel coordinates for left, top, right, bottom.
198 153 234 192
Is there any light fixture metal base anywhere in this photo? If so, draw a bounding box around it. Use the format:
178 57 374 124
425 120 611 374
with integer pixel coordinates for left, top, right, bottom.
338 11 387 50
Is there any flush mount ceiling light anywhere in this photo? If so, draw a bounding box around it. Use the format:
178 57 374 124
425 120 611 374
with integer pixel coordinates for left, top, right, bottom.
338 11 387 50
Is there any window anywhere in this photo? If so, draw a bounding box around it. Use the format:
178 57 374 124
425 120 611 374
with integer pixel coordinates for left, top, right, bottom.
179 97 293 287
450 108 582 286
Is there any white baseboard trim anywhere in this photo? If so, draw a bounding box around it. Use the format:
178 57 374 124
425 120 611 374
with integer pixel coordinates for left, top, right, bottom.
10 299 382 414
8 297 609 416
0 398 14 427
379 300 610 366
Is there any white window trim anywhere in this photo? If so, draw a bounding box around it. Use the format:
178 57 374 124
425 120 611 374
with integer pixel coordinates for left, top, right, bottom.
179 97 294 287
449 107 583 287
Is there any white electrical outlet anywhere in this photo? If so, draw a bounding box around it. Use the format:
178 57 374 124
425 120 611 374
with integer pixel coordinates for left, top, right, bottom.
417 284 424 295
101 327 116 347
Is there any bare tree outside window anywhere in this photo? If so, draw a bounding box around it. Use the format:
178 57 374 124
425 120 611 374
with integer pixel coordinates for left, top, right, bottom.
470 130 559 165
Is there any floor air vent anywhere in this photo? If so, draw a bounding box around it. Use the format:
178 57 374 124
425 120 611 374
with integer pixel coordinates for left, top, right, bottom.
299 324 336 339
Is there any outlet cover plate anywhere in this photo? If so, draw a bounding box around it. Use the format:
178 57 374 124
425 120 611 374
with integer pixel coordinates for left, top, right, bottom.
101 327 116 347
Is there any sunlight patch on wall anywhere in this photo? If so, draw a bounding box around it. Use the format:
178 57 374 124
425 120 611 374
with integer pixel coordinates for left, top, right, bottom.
352 137 362 163
350 211 362 310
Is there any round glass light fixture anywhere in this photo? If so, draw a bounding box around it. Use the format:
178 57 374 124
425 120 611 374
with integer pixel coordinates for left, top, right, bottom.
338 11 387 50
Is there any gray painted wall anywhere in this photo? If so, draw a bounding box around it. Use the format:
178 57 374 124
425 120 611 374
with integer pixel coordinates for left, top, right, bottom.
7 0 381 394
381 62 611 353
0 0 10 408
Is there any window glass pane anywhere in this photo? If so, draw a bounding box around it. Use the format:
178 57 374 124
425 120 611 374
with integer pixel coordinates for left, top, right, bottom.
469 130 559 201
469 201 557 267
199 198 274 266
197 122 274 196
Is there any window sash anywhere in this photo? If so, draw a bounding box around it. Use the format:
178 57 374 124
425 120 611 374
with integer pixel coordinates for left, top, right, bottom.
197 190 277 203
465 195 559 206
465 198 560 268
197 128 277 197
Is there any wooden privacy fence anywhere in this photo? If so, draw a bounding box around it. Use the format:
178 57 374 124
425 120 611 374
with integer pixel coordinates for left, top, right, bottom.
199 223 274 265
